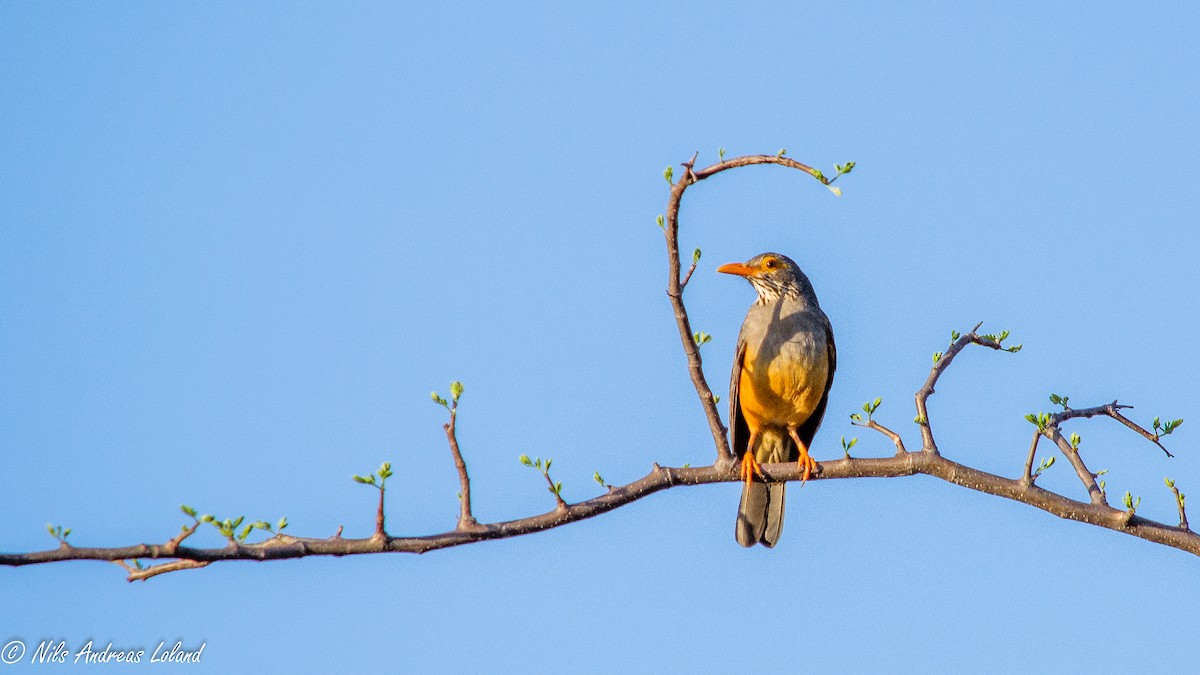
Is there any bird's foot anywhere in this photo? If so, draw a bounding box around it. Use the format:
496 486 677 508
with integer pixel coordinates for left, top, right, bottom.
797 445 817 484
740 453 765 487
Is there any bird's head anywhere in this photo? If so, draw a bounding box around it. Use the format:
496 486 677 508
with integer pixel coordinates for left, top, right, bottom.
717 252 815 304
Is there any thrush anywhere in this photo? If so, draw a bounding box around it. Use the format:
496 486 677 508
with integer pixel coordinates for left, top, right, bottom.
719 252 836 548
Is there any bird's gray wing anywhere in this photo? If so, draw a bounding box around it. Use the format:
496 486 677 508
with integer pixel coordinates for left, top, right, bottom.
729 338 750 459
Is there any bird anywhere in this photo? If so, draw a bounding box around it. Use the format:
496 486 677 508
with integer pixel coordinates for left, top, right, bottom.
718 252 836 548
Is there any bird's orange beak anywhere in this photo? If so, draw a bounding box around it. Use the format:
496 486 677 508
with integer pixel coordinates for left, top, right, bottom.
717 262 756 277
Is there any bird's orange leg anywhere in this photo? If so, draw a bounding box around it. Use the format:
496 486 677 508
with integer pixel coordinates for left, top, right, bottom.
787 428 818 484
739 430 765 487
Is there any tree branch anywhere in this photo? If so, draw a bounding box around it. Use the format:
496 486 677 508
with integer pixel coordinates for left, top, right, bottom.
6 448 1197 579
1 154 1190 581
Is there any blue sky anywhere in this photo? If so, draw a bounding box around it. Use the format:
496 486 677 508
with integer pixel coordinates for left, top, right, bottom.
2 3 1198 673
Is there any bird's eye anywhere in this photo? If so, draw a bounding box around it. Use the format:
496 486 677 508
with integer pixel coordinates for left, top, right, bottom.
764 258 778 269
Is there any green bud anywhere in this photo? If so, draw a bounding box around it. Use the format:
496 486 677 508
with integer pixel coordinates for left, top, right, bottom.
544 458 552 471
594 472 605 486
1165 477 1175 488
719 147 726 160
519 454 533 467
450 381 464 401
277 517 288 531
933 351 942 364
692 248 702 264
664 166 674 185
656 214 665 229
200 514 215 523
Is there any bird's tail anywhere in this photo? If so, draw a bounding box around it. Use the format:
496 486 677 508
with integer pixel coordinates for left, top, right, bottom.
735 428 792 548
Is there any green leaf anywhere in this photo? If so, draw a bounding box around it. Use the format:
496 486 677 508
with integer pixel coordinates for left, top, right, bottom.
594 472 605 486
277 517 288 531
719 147 726 161
544 458 552 471
663 166 674 185
1165 477 1176 488
352 475 370 483
932 351 942 364
181 504 198 518
554 481 563 495
1008 344 1023 353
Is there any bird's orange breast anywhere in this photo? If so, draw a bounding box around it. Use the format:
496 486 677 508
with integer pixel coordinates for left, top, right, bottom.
738 339 828 431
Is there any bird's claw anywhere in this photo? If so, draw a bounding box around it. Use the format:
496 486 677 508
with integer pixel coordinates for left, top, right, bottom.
740 453 765 487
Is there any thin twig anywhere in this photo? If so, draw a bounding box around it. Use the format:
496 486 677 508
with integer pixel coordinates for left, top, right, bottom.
853 419 908 456
1050 401 1174 456
1022 431 1042 485
1167 481 1189 530
680 259 699 289
1045 425 1106 506
914 323 1014 455
443 402 481 531
542 471 567 511
375 487 387 539
126 559 210 582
